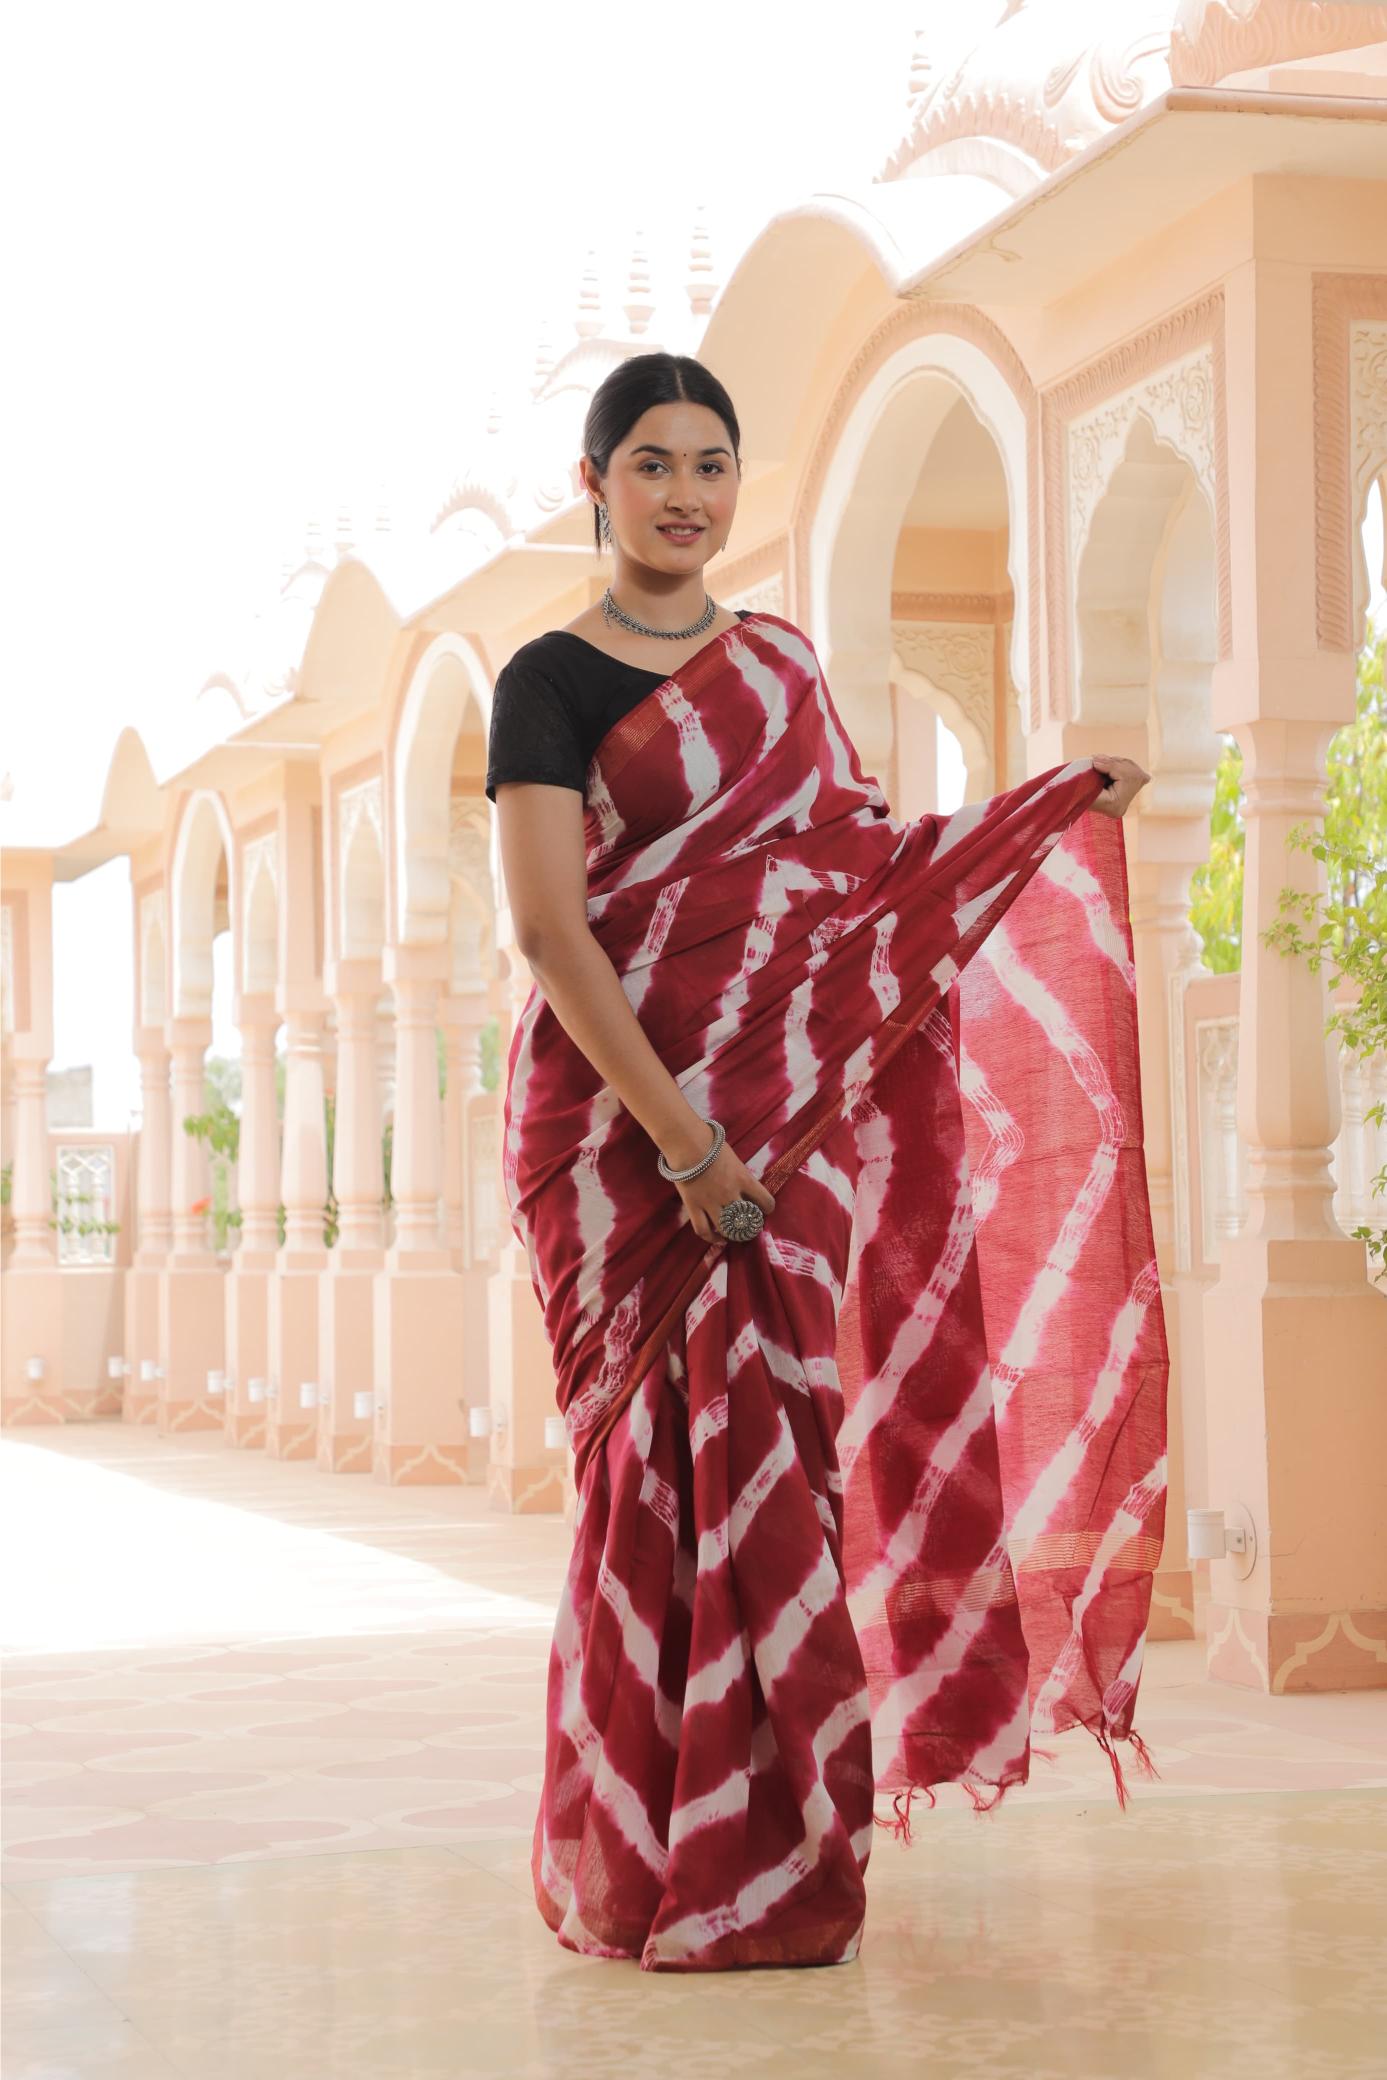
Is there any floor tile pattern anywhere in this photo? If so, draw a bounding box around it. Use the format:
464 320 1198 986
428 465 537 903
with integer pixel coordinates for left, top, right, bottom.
4 1425 1385 2078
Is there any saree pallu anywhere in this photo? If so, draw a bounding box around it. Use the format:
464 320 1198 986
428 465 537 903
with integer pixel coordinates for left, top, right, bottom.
501 610 1168 1973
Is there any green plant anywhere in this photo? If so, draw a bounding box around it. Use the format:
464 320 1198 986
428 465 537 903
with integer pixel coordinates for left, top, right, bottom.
479 1017 501 1093
1263 629 1387 1279
1 1161 11 1208
1188 735 1245 974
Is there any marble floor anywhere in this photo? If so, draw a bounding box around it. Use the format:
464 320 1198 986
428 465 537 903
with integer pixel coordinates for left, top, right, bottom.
3 1424 1385 2080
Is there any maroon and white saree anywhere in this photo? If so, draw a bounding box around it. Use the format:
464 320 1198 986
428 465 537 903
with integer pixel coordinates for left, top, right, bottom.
501 609 1168 1972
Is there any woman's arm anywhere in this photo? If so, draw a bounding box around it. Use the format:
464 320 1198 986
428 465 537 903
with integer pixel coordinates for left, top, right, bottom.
494 781 774 1241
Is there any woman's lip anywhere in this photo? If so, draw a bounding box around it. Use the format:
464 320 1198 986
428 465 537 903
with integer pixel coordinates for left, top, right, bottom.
658 525 703 537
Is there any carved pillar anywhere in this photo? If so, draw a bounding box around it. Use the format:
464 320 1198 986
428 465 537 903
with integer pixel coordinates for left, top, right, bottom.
389 973 444 1255
266 1002 327 1460
486 946 565 1514
123 1032 172 1425
1128 784 1214 1646
319 962 383 1474
223 997 278 1449
373 945 467 1485
157 1015 224 1429
167 1019 214 1264
2 871 64 1422
1202 258 1386 1696
8 1058 53 1272
134 1041 172 1266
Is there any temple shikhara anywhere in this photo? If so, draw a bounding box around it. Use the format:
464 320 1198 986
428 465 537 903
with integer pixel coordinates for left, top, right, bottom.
4 0 1385 1705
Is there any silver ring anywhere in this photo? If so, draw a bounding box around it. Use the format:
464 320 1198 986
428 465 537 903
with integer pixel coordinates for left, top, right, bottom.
717 1197 765 1243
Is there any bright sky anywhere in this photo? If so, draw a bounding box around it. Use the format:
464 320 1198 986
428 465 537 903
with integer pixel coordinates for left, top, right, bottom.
7 0 920 1124
9 7 1383 1129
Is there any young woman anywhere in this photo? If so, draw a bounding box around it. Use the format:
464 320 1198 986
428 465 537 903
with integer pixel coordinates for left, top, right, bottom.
486 352 1164 1974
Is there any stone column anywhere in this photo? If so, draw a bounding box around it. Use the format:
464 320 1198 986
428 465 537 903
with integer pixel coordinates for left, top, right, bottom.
1127 783 1216 1648
373 945 466 1485
319 962 383 1474
157 1015 224 1432
440 990 492 1478
485 947 565 1514
1201 257 1386 1696
124 1032 171 1425
266 1001 327 1460
8 1057 53 1272
223 997 278 1449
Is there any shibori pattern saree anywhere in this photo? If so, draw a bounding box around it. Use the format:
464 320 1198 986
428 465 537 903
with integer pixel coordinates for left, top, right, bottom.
500 609 1168 1973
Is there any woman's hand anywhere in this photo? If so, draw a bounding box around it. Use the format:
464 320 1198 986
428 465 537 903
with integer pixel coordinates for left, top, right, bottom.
662 1125 776 1246
1089 753 1150 819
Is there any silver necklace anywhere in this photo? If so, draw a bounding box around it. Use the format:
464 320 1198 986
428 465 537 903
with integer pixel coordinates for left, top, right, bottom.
600 585 718 640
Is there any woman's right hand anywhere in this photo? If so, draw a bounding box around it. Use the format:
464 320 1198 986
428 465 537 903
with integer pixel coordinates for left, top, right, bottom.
663 1126 776 1246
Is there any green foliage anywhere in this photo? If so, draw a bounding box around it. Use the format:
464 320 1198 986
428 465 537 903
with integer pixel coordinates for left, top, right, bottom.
1188 736 1245 974
0 1161 11 1209
479 1017 501 1093
1262 629 1387 1279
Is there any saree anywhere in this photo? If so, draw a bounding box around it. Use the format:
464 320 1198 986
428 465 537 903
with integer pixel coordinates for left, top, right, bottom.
500 609 1168 1972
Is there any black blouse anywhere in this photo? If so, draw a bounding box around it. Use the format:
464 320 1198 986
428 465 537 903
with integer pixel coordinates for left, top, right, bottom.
485 610 753 804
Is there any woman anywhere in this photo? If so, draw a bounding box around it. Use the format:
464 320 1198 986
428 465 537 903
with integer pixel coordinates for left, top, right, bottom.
486 351 1165 1974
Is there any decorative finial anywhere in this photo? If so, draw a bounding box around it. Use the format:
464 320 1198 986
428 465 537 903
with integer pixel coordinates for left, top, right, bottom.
532 314 557 397
333 498 354 560
623 226 655 337
908 22 934 103
685 201 717 320
574 250 602 341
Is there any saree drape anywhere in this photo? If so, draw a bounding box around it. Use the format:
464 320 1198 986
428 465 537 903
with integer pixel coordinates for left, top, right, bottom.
501 610 1168 1973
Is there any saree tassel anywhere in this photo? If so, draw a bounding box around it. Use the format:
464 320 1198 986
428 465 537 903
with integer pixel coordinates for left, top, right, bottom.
872 1783 936 1845
1125 1728 1162 1783
962 1776 1011 1817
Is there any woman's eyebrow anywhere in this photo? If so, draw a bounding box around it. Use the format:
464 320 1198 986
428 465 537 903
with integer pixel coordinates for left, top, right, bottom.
629 442 731 458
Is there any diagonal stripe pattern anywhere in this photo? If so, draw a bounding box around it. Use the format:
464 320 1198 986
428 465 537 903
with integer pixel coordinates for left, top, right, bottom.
502 612 1168 1971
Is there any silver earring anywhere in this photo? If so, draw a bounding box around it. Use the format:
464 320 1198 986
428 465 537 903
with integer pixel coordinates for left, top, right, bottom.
598 501 611 548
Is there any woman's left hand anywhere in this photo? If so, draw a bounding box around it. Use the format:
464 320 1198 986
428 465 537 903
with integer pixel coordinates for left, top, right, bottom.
1088 753 1150 818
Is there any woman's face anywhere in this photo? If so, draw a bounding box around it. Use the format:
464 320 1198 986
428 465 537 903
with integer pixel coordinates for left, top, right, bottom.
593 400 740 575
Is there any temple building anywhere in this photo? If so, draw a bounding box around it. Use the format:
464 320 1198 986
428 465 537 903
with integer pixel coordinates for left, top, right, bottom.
4 0 1386 1702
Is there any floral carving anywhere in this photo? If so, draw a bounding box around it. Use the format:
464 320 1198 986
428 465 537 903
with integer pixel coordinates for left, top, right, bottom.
1170 0 1387 88
1312 276 1387 650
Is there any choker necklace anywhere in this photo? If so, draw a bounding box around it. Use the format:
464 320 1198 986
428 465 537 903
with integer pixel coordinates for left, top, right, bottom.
600 586 718 640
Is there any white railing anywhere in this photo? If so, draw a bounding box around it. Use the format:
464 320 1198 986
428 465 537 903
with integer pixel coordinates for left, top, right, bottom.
1178 973 1384 1271
54 1142 118 1266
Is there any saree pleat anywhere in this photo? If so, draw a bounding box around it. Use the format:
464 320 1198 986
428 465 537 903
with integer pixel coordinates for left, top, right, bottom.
502 610 1168 1970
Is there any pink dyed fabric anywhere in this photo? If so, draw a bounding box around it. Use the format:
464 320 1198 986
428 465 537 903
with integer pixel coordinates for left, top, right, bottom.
500 610 1168 1971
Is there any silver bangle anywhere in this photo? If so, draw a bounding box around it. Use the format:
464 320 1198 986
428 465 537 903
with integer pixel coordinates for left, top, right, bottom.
656 1117 724 1182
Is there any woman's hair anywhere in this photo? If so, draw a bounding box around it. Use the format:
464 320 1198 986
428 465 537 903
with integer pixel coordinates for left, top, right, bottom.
582 352 741 554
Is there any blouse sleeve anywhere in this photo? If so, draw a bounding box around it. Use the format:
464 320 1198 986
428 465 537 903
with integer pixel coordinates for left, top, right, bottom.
485 656 587 804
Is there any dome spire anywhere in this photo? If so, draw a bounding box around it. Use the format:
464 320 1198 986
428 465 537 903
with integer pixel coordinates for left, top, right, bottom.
574 249 602 340
623 225 655 337
685 201 718 321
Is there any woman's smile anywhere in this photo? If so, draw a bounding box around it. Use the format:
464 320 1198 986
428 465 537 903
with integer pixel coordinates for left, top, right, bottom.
657 523 703 544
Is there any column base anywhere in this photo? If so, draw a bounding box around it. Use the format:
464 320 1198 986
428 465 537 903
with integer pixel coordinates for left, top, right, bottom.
1207 1600 1387 1692
1203 1233 1387 1693
157 1266 226 1432
1148 1566 1197 1641
372 1265 469 1485
318 1264 378 1473
122 1262 164 1424
486 1456 567 1514
266 1264 324 1460
484 1251 562 1514
224 1261 272 1439
1 1268 65 1424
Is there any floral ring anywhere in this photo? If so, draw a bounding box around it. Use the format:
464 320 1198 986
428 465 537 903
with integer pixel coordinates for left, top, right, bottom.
718 1197 765 1243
